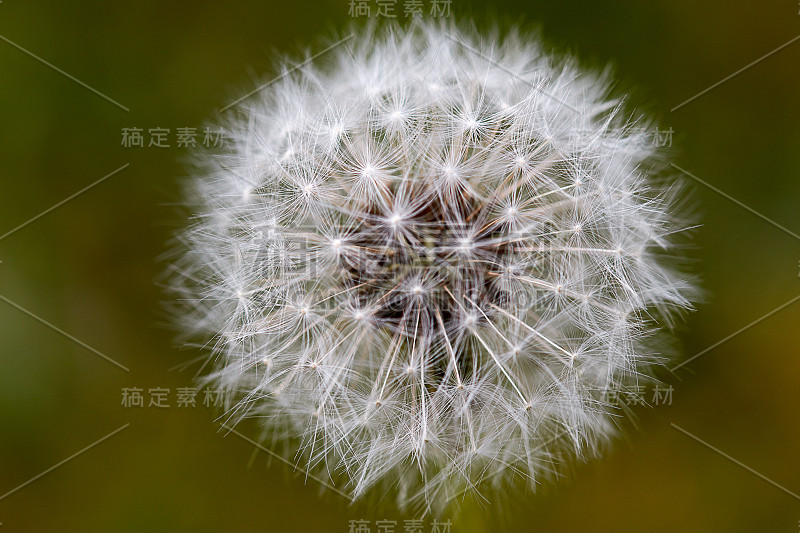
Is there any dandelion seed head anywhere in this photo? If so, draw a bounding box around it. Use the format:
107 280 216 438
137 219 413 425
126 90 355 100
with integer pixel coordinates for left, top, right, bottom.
171 21 695 512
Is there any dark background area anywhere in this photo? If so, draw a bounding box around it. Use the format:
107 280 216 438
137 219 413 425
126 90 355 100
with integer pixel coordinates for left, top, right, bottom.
0 1 798 531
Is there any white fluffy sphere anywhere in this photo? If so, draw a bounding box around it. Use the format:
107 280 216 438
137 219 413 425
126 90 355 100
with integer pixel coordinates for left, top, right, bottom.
171 21 694 511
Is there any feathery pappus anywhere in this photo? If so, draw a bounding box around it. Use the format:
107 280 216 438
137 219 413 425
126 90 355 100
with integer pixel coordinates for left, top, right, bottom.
169 21 695 512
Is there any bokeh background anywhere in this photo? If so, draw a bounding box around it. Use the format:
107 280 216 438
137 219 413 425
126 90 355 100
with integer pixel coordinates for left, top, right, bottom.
1 1 798 531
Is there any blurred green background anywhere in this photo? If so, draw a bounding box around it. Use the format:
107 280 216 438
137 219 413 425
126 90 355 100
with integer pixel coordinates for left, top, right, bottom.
1 1 798 531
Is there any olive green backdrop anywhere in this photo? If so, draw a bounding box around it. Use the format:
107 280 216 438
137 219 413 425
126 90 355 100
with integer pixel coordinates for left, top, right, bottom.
1 1 798 531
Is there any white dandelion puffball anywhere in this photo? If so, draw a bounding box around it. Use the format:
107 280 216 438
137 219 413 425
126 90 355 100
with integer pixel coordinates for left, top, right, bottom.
172 22 694 510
